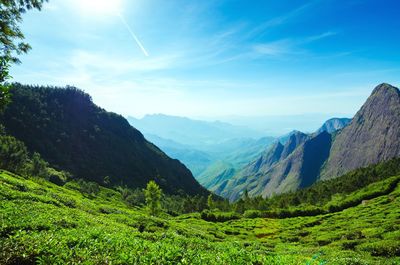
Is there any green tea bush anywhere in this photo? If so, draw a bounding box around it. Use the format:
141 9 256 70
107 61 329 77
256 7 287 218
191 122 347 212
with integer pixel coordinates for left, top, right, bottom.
77 179 100 197
243 210 263 218
201 210 241 222
357 240 400 257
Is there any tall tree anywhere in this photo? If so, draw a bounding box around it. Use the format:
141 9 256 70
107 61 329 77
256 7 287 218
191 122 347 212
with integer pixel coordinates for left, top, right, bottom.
0 0 47 111
144 181 163 216
207 194 214 210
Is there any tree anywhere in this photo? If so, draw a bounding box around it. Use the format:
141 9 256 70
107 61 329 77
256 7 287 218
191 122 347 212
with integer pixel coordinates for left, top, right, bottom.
144 181 163 216
31 152 48 177
0 134 29 173
78 179 100 197
125 188 145 206
0 0 47 111
0 58 11 112
207 194 214 210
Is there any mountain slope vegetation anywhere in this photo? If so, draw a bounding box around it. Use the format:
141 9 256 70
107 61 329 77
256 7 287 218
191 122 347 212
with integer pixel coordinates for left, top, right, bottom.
0 84 207 196
1 161 399 264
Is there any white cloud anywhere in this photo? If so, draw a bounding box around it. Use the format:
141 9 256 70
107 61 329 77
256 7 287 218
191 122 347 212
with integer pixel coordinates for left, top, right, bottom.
68 50 182 75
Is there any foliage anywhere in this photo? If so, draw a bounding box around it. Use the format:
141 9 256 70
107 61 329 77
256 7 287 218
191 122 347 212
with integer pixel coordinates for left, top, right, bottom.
233 158 400 212
125 188 146 206
1 170 399 264
77 179 100 197
0 0 47 63
144 181 163 216
0 0 47 111
0 133 28 174
200 210 241 222
30 152 48 177
0 58 11 113
207 193 214 209
0 131 69 185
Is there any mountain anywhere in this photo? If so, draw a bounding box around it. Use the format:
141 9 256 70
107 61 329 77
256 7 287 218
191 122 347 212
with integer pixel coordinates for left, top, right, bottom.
245 131 310 175
216 83 400 201
128 114 275 188
143 134 213 176
316 118 351 134
320 83 400 179
278 130 305 144
216 131 332 200
128 114 264 147
0 84 208 196
197 137 277 191
197 160 237 189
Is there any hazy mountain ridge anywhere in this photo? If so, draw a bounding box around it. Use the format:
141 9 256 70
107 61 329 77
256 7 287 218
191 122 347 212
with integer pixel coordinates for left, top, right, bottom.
128 115 275 189
128 114 265 147
316 118 351 134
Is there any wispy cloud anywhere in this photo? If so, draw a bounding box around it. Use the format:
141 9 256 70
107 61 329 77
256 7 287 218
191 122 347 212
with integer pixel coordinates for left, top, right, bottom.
252 31 338 58
253 40 301 57
68 50 180 74
246 1 319 39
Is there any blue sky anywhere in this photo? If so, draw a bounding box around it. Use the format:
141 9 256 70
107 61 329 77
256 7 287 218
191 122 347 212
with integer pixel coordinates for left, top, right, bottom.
11 0 400 133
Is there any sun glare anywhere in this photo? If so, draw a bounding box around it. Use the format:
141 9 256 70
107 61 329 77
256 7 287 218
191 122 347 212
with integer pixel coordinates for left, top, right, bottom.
73 0 123 16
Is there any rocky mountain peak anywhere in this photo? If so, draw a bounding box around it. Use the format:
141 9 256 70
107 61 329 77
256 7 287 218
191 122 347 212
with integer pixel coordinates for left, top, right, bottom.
321 83 400 179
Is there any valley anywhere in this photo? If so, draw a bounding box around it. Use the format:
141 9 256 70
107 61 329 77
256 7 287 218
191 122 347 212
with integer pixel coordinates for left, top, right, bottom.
1 1 400 264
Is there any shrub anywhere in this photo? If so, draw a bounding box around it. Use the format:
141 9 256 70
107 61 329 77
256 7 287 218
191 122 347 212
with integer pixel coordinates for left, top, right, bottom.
243 210 263 219
357 240 400 257
200 210 241 222
47 168 69 186
77 179 100 196
125 189 145 206
30 152 48 177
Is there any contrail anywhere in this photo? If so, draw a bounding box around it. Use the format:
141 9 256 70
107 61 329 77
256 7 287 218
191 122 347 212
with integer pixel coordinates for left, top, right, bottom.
118 13 149 57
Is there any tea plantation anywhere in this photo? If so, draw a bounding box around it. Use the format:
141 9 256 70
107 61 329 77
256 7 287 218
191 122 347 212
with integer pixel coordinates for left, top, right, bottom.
1 170 399 264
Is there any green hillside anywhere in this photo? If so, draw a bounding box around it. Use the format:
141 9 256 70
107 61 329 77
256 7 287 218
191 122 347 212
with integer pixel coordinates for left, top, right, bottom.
1 167 399 264
0 84 207 196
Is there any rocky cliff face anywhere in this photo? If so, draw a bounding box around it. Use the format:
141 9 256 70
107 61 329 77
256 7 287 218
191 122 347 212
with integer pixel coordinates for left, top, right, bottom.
215 83 400 201
320 83 400 179
242 132 309 175
215 131 330 201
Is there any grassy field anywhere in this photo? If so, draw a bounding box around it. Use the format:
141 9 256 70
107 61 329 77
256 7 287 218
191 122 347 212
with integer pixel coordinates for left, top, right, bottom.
1 170 399 264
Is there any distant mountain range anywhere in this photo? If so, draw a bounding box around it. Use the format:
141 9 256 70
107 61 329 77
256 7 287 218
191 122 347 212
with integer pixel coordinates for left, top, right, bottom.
128 114 265 147
128 114 276 188
214 83 400 201
0 84 208 196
